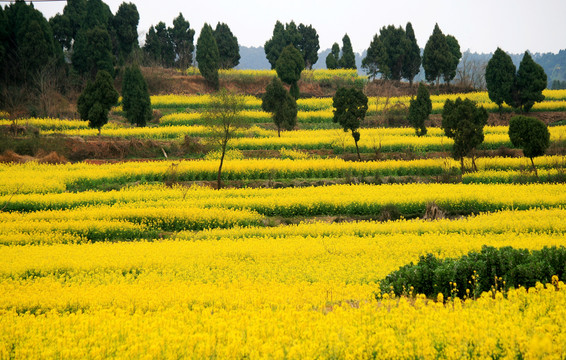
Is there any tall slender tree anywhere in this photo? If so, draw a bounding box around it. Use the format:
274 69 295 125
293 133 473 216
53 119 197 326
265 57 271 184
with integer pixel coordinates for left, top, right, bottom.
122 65 151 127
214 22 240 69
196 23 220 89
422 24 451 85
340 34 356 70
402 22 421 86
444 35 461 84
264 21 286 69
112 2 139 62
485 47 516 114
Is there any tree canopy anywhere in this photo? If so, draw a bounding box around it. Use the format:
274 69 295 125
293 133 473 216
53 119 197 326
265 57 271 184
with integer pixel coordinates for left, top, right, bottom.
408 83 432 136
441 97 488 171
265 21 319 70
122 65 151 127
514 51 547 112
485 47 516 113
339 34 356 70
77 70 118 135
332 87 368 160
325 43 340 70
112 2 139 62
275 45 304 99
196 23 220 89
509 115 550 176
169 13 195 69
297 24 319 69
214 22 240 69
262 77 297 137
422 24 452 84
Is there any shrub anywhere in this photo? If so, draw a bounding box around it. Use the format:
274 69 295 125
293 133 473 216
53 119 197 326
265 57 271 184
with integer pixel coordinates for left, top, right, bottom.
379 245 566 300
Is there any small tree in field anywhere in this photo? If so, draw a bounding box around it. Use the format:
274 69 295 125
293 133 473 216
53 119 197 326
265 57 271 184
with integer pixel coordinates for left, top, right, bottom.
203 89 246 189
275 44 304 99
122 65 151 127
77 70 118 136
408 83 432 136
262 77 297 137
509 115 550 177
442 98 488 172
333 87 368 160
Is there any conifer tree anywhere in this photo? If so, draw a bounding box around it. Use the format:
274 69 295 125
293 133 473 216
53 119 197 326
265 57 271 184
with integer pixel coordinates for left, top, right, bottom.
408 83 432 136
297 24 319 69
77 70 118 135
514 52 547 112
169 13 195 69
262 77 297 137
485 48 516 114
326 43 340 70
402 22 421 86
196 23 220 89
423 24 451 85
340 34 356 70
275 45 304 99
122 65 151 127
333 87 368 160
214 22 240 69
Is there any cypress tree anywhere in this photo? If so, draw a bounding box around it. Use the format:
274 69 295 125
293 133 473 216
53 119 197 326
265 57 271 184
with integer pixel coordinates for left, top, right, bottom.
514 52 547 112
264 21 286 69
402 22 421 86
72 25 114 77
361 35 381 79
340 34 356 70
297 24 319 69
112 2 139 62
196 23 220 89
408 83 432 136
122 65 151 127
423 24 451 85
444 35 461 84
169 13 195 69
485 47 516 114
214 22 240 69
333 87 368 160
262 77 297 137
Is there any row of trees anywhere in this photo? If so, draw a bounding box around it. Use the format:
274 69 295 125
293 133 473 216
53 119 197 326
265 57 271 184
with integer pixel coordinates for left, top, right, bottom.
486 49 547 113
264 21 320 70
362 23 460 85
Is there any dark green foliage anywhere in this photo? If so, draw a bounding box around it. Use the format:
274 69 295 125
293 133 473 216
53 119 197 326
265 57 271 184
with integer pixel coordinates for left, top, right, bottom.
196 23 220 89
333 87 368 160
485 48 516 113
339 34 356 70
143 22 175 67
82 0 112 30
122 65 151 127
169 13 195 69
77 70 118 135
514 52 547 112
262 77 297 136
325 43 340 70
112 2 139 61
297 24 319 69
49 0 86 51
408 83 432 136
275 45 304 99
367 25 406 80
402 22 421 85
265 21 312 69
422 24 451 84
72 26 115 77
443 35 461 84
509 116 550 174
2 1 60 85
214 22 240 69
379 246 566 300
264 21 286 69
442 98 488 171
361 35 381 79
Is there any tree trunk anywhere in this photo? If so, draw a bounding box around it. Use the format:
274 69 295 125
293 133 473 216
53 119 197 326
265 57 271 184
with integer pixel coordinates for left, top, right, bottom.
530 157 538 178
217 141 227 190
98 127 101 136
354 139 361 161
460 157 464 174
277 127 281 138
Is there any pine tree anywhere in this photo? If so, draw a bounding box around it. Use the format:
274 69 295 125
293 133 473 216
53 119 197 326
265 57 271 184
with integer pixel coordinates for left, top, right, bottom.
275 45 304 99
422 24 451 85
361 35 381 79
77 70 118 135
214 22 240 69
485 47 516 114
72 26 114 78
262 77 297 137
402 22 421 86
340 34 356 70
264 21 286 69
122 65 151 127
196 23 220 89
514 51 547 112
408 83 432 136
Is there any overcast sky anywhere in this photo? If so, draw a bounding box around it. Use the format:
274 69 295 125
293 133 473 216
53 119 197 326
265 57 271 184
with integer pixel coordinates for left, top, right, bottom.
33 0 565 55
